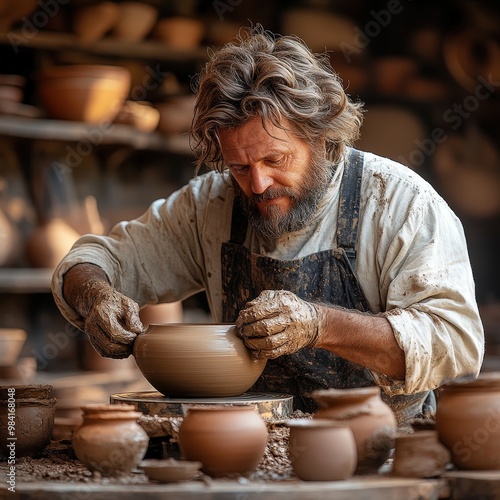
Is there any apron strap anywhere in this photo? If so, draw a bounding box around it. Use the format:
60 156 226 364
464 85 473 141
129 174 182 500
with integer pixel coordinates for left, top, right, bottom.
228 195 248 244
336 148 364 270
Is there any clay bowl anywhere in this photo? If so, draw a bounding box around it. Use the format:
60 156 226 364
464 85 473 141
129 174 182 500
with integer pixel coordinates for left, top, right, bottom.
140 458 202 482
113 1 158 42
132 323 267 397
36 65 131 123
153 16 205 50
73 1 121 43
0 328 27 367
114 100 160 133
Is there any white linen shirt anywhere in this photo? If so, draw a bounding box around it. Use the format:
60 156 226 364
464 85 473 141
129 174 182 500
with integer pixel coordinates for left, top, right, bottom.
52 151 485 397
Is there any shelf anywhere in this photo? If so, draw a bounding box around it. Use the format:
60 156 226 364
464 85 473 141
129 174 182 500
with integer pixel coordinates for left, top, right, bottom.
0 268 53 293
0 30 209 63
0 116 192 154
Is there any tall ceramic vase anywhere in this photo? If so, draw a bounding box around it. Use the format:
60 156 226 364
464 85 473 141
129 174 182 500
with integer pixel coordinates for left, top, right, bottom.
72 404 149 476
311 387 397 474
178 405 268 477
436 372 500 470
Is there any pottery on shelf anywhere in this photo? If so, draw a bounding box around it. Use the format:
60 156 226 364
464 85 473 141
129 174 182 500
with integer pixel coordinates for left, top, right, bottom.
36 64 131 123
72 403 149 476
286 418 357 481
312 387 397 474
0 328 26 367
436 372 500 470
0 0 38 30
132 323 266 397
73 1 121 43
153 16 204 50
178 405 268 477
392 430 451 478
155 95 196 135
0 385 56 458
112 1 158 42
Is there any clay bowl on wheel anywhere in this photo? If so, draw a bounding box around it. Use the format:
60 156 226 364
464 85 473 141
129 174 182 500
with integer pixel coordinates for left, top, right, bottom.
36 65 131 123
133 323 267 397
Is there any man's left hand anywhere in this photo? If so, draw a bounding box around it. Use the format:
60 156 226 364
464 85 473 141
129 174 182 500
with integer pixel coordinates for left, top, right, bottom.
236 290 321 359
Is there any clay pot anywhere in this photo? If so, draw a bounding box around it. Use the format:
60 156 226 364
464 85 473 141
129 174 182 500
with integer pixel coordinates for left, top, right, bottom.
392 430 451 478
73 1 121 43
178 405 268 477
114 100 160 133
113 2 158 42
155 95 196 135
436 372 500 470
0 385 56 459
36 65 131 123
153 16 204 50
25 218 80 269
140 458 202 483
72 403 149 476
312 387 397 474
0 328 26 366
286 419 357 481
133 323 266 397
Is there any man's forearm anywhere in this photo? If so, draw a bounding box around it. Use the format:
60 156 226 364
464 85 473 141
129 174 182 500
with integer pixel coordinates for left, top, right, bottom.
315 305 406 379
62 263 110 317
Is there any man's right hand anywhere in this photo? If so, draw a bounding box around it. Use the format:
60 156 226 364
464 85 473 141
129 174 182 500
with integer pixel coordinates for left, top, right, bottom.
62 263 143 359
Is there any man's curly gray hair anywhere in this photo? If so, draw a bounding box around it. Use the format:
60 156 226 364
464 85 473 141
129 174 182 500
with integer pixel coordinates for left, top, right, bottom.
190 24 364 173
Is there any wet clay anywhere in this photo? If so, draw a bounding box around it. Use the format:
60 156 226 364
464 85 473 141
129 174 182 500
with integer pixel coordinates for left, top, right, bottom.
133 323 266 397
236 290 320 359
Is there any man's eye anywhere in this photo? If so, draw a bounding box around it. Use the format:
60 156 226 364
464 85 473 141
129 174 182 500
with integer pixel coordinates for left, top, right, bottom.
229 165 248 175
267 156 285 166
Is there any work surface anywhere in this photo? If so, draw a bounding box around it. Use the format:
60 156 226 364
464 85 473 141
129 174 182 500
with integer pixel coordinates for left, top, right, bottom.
2 476 446 500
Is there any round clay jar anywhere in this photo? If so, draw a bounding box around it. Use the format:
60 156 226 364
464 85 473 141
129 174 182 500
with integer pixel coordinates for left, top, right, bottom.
286 418 357 481
312 387 397 474
72 403 149 476
0 385 56 459
178 405 268 477
436 372 500 470
133 323 266 397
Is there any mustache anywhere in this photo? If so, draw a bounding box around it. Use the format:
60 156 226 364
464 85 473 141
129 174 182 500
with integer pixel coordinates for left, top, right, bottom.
250 187 296 203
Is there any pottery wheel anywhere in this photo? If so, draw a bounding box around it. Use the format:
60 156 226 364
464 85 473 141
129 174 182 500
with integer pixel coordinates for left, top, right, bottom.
110 391 294 422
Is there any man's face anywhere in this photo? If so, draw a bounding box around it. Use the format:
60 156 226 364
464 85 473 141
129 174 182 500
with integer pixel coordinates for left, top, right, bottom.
219 115 331 238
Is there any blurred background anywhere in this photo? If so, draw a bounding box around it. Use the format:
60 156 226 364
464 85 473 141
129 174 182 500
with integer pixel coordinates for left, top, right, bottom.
0 0 499 390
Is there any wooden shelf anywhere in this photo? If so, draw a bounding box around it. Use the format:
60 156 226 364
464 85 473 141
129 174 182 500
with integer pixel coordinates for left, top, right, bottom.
0 30 209 63
0 268 53 293
0 116 191 154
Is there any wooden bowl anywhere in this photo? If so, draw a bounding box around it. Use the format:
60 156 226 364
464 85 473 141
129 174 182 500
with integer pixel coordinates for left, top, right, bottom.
140 458 202 482
133 323 267 397
36 65 131 123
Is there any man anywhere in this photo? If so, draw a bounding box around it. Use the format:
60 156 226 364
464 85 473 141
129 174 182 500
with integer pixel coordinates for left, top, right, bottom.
52 26 484 426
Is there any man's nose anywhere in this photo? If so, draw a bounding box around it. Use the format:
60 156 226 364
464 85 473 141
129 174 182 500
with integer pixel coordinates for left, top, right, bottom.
249 166 273 194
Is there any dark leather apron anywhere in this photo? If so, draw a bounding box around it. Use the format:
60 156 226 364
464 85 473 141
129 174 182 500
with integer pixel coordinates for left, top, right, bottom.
221 148 434 425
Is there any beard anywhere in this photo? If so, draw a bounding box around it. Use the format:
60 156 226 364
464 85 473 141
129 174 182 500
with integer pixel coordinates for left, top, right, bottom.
231 154 334 239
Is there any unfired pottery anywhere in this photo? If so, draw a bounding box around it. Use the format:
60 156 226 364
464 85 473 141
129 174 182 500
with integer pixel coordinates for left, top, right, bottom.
178 405 268 477
286 418 357 481
436 372 500 470
36 65 131 124
392 430 451 478
312 387 397 474
0 384 56 458
133 323 266 397
140 458 202 482
72 403 149 476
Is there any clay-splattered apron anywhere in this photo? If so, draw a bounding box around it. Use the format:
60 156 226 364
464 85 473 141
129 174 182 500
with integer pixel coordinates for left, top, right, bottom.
221 148 435 425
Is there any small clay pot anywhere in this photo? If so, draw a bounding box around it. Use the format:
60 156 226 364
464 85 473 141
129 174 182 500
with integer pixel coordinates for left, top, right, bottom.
133 323 266 397
0 385 56 458
312 387 397 474
72 403 149 476
140 458 202 482
392 430 451 478
155 95 196 136
286 419 357 481
436 372 500 470
112 1 158 42
0 328 27 367
153 16 204 50
178 405 268 477
73 1 120 43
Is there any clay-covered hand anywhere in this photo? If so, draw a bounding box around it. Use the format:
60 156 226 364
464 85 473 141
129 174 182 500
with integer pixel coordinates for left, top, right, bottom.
236 290 321 360
82 283 144 359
